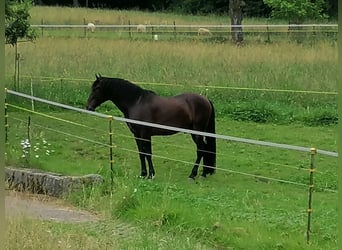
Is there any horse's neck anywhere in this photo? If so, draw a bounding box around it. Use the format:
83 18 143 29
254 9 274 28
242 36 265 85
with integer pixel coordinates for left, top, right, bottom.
108 81 143 116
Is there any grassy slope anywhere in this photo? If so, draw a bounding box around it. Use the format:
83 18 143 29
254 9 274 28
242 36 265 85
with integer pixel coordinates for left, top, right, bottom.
5 6 338 250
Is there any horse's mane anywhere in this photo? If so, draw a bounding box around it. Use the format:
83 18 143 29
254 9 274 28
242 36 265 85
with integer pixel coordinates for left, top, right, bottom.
98 77 156 102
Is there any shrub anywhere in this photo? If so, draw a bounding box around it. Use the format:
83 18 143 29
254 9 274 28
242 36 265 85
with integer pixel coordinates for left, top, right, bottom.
302 108 338 126
231 102 278 123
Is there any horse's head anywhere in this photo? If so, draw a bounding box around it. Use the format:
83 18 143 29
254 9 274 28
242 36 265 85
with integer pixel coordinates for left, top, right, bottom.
86 74 106 111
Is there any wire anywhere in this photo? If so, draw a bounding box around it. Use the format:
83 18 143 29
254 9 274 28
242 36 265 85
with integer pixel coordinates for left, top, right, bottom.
9 75 337 95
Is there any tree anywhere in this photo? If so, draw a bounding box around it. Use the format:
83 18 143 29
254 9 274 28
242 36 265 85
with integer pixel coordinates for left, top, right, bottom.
263 0 327 24
229 0 245 43
5 0 36 46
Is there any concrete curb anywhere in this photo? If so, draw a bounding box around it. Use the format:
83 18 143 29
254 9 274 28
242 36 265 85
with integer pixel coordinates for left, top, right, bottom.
5 167 104 197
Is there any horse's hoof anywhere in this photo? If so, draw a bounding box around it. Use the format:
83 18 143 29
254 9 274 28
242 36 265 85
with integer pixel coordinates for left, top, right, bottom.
188 177 195 181
138 175 147 179
147 175 155 180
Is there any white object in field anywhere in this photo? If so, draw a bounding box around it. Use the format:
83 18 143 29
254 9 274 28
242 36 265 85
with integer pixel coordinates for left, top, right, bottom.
198 27 211 36
137 24 147 32
87 23 95 32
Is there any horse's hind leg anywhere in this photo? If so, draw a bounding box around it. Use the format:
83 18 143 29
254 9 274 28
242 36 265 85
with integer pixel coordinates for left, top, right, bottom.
189 134 205 179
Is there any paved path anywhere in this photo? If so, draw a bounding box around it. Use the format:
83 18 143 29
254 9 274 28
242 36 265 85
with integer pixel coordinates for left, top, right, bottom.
5 190 100 223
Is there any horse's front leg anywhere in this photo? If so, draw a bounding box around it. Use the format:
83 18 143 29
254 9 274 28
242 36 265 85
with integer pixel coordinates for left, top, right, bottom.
142 137 155 179
135 138 147 178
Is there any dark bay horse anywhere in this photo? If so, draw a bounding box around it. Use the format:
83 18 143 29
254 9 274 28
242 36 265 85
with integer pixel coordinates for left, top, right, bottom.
86 75 216 179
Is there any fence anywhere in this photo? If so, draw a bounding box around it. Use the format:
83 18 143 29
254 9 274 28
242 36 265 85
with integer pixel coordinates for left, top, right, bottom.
7 75 338 100
30 23 338 42
4 88 338 243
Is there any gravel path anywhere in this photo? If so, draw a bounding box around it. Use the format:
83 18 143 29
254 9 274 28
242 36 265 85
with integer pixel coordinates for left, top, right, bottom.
5 190 100 223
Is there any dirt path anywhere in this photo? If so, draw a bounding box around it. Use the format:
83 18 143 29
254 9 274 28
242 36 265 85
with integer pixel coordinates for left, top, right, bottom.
5 190 100 223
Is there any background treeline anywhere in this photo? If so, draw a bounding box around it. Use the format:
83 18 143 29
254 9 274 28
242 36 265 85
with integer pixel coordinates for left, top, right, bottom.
33 0 337 19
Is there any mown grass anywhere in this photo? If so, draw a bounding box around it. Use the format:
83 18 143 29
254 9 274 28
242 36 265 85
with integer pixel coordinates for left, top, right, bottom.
4 6 338 250
5 108 337 249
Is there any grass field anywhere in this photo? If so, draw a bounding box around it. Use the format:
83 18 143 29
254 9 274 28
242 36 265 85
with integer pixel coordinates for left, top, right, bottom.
4 6 338 250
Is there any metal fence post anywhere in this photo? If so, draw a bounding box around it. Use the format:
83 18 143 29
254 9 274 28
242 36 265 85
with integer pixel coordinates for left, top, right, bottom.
5 88 8 143
108 116 114 186
27 116 31 160
306 147 316 244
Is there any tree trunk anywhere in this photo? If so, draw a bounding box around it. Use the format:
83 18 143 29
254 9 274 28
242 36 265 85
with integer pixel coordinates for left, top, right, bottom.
229 0 244 43
73 0 79 7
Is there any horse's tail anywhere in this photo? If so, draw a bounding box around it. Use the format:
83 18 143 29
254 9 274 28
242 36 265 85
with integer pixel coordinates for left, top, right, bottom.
203 100 216 175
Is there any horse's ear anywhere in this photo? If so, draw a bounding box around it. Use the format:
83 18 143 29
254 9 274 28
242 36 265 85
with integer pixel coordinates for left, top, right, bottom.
95 73 102 80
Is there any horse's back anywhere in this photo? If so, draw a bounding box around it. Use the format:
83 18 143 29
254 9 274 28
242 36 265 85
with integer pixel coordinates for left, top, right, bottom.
168 93 213 130
173 93 212 116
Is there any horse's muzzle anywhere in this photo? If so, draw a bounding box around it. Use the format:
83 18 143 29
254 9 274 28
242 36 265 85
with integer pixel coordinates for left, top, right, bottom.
86 105 95 111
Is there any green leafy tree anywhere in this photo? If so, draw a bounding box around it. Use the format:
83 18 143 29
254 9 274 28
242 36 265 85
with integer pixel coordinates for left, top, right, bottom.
5 0 36 46
263 0 327 23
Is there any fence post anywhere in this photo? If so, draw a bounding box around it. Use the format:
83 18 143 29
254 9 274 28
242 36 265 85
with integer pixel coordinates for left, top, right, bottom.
30 78 35 111
108 116 114 186
173 21 176 39
128 20 132 39
266 21 271 43
14 43 18 91
27 116 31 160
5 88 8 143
312 24 316 46
151 25 154 40
84 18 87 37
41 18 44 37
306 147 316 244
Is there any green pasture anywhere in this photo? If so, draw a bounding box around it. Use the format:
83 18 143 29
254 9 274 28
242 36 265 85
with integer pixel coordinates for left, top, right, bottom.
5 6 338 250
5 105 338 249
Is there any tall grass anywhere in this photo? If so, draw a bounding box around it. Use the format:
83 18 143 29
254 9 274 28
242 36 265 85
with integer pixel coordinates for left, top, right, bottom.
7 38 336 89
28 6 269 25
29 6 337 25
5 36 337 125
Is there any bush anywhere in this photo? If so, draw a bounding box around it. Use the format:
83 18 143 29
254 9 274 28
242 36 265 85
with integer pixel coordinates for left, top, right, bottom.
231 102 277 123
301 108 338 126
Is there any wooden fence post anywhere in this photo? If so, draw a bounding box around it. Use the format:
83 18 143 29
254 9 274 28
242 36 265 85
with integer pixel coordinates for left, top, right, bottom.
306 147 316 244
41 18 44 37
84 18 87 37
128 20 132 39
